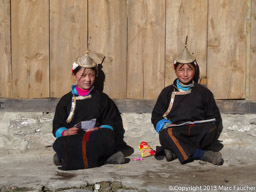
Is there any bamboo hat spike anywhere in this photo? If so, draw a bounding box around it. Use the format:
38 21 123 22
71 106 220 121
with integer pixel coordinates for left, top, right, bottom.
174 36 196 64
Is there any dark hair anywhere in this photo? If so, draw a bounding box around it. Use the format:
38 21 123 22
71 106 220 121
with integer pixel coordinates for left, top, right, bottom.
174 62 200 83
73 66 97 76
73 66 82 75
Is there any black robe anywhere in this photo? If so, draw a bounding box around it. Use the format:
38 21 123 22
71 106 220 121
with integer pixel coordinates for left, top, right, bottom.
52 89 126 170
152 79 223 163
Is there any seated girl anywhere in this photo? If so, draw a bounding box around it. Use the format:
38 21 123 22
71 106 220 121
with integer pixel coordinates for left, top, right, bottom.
52 51 128 170
152 42 223 165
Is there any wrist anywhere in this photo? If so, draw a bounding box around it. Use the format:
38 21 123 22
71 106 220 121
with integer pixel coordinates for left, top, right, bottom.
62 130 67 136
55 127 68 138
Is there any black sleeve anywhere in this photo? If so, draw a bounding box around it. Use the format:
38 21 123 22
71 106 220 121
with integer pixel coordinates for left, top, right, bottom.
52 95 71 137
100 94 125 146
151 86 172 128
204 89 223 139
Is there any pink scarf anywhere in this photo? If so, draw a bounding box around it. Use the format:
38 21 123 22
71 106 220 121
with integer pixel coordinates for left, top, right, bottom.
76 86 90 96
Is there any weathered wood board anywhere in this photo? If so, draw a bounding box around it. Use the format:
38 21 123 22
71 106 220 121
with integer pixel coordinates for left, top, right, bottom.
11 0 49 98
250 0 256 100
50 0 87 98
127 0 165 99
165 0 208 86
0 1 254 101
208 0 247 99
0 0 12 98
88 0 127 99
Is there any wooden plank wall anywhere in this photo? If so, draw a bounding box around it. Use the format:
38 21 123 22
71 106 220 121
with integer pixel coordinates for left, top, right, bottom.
0 0 11 98
0 0 255 100
127 0 165 99
11 0 49 98
250 0 256 100
50 0 87 98
166 0 208 86
88 0 127 99
208 0 247 99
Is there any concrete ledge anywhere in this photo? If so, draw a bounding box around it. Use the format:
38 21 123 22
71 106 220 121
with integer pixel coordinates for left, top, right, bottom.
0 99 256 114
0 98 58 113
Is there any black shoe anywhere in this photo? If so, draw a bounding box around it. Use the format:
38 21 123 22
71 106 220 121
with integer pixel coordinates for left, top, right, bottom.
105 151 125 164
53 153 62 166
164 149 177 162
203 151 224 165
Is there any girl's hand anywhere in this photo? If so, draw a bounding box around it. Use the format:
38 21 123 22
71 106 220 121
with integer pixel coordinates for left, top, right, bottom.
86 127 99 132
63 127 79 136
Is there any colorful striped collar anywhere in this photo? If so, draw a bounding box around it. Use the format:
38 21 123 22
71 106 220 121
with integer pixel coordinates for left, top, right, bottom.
176 79 193 91
71 85 94 96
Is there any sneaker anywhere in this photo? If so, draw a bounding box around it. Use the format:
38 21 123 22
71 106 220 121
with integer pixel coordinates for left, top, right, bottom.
164 149 177 162
203 151 224 165
105 151 125 164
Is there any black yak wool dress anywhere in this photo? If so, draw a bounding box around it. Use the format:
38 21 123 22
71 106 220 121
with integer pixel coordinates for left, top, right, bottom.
53 87 126 170
151 79 223 164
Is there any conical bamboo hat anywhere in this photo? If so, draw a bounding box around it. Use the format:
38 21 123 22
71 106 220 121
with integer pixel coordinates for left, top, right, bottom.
75 50 97 68
175 37 196 64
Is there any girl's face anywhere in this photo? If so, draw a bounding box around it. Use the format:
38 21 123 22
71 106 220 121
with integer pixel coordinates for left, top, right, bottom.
73 68 96 90
175 63 195 85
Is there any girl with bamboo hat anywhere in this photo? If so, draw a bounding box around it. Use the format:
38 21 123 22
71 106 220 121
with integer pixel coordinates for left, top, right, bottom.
52 51 128 170
152 39 224 165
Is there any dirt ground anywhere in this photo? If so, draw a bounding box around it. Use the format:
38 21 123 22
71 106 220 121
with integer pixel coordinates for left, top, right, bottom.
0 113 256 192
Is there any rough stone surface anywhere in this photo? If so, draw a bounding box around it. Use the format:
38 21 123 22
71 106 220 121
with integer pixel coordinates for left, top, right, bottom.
0 112 256 192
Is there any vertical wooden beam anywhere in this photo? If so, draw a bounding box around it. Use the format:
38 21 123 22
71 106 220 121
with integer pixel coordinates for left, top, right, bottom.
245 0 252 100
11 0 49 98
250 0 256 100
127 0 144 99
127 0 165 99
143 0 165 100
0 0 12 98
208 0 247 99
246 0 251 100
88 0 127 99
166 0 208 86
50 0 87 98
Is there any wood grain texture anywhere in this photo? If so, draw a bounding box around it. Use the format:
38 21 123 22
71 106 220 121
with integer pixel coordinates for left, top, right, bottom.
165 0 208 86
127 0 165 99
0 0 12 98
1 1 255 101
11 0 49 98
208 0 247 99
127 0 144 99
50 0 87 98
88 0 127 99
250 0 256 100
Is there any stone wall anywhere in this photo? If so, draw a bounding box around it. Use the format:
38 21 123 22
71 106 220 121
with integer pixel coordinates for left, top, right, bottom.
0 112 54 155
